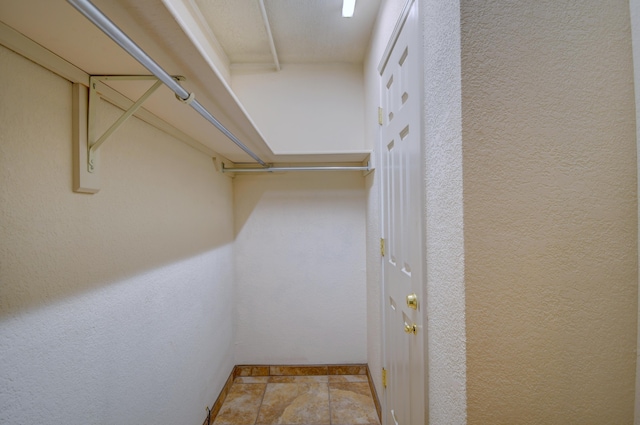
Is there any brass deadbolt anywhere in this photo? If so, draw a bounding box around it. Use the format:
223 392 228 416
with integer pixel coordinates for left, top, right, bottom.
406 293 418 310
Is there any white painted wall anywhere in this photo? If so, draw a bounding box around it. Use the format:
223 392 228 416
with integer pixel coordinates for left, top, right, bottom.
420 0 467 423
231 63 366 154
0 46 235 425
233 172 367 364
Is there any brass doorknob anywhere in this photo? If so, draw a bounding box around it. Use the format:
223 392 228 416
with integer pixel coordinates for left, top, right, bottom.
406 293 418 310
404 322 417 335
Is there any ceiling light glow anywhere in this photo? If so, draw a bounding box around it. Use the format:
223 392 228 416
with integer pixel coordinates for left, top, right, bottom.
342 0 356 18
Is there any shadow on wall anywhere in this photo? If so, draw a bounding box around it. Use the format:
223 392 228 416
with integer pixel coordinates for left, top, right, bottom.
233 171 367 237
0 46 234 318
231 170 367 365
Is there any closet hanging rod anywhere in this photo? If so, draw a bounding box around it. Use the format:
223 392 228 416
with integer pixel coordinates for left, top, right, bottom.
66 0 267 167
222 164 371 173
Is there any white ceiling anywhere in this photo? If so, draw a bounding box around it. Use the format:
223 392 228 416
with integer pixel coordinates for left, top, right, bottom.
194 0 381 65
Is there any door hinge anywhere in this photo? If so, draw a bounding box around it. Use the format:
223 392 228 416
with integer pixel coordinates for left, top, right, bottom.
380 238 385 257
382 368 387 388
378 107 383 126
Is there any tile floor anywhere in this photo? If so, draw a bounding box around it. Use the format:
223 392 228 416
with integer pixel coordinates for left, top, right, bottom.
212 374 380 425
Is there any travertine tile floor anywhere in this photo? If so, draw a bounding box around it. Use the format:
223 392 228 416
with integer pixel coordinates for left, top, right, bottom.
213 374 380 425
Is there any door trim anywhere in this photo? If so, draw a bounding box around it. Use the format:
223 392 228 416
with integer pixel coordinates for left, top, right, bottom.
378 0 416 75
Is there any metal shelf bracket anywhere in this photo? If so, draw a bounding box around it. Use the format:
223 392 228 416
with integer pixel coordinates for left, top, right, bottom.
73 75 185 193
87 75 184 173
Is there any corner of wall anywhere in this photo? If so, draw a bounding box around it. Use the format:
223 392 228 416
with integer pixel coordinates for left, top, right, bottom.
630 0 640 422
421 0 467 423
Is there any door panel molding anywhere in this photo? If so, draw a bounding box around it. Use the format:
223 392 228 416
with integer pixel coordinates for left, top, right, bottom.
379 1 424 424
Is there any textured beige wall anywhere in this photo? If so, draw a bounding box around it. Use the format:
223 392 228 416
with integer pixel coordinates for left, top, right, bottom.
462 0 638 423
630 0 640 420
0 45 236 425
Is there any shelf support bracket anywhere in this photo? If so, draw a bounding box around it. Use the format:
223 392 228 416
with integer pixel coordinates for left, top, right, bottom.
88 76 163 172
74 75 183 193
88 75 186 172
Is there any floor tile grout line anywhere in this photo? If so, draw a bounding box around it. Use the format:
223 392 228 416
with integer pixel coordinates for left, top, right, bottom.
253 380 268 425
327 376 333 425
